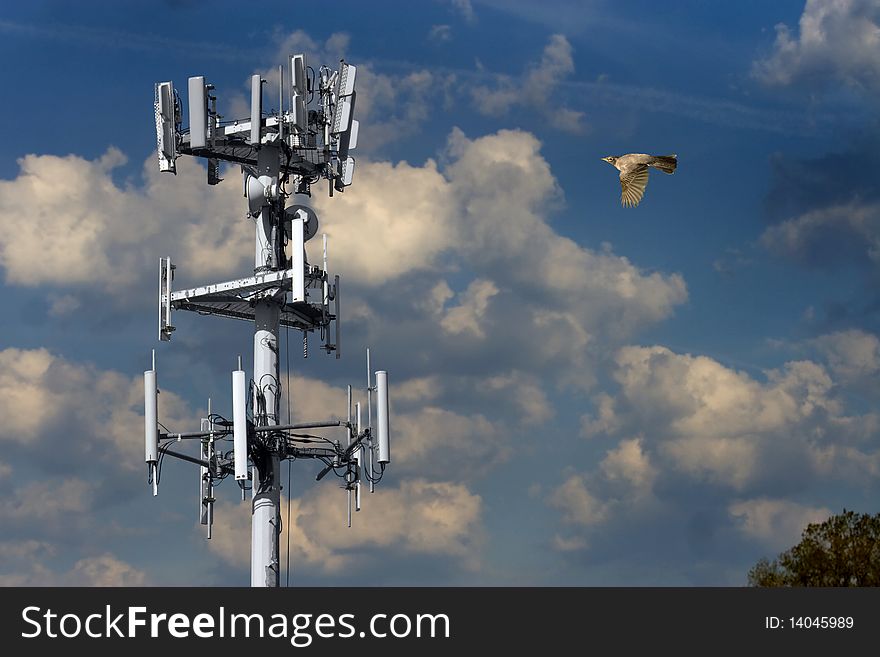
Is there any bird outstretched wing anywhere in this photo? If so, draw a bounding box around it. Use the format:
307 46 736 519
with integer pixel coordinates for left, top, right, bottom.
620 165 649 207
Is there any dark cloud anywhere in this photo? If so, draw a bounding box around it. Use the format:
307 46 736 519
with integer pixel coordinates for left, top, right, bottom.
759 123 874 289
763 135 880 224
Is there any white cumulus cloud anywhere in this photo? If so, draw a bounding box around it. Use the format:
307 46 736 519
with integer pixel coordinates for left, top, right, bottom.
812 328 880 387
753 0 880 94
471 34 586 132
729 497 832 550
591 345 879 489
208 478 484 575
0 150 251 292
0 347 195 470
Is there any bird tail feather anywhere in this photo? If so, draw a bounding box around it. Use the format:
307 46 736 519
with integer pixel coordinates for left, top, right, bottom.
650 155 677 174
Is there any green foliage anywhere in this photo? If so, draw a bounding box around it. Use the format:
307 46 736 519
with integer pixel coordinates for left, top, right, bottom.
748 510 880 587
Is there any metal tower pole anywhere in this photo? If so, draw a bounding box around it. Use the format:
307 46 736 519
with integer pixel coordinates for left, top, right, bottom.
251 144 283 588
251 299 281 586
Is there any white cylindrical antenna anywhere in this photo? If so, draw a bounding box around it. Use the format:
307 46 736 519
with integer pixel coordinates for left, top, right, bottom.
322 233 329 307
144 351 159 497
207 395 214 461
368 441 375 493
354 401 363 511
278 64 284 141
144 365 158 464
200 418 208 525
334 275 341 360
232 369 248 481
201 397 214 537
250 75 263 145
355 401 362 462
376 370 391 464
366 348 372 423
347 385 353 527
366 348 374 493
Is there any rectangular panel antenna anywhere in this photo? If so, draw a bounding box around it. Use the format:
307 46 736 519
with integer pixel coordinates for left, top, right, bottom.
158 257 174 341
335 103 358 177
293 94 307 135
337 62 357 96
291 54 308 134
331 91 356 136
250 75 263 146
376 370 390 464
292 54 307 95
335 157 355 191
155 81 177 173
341 157 355 186
188 76 207 149
232 369 248 480
207 158 221 185
349 119 359 150
331 62 356 135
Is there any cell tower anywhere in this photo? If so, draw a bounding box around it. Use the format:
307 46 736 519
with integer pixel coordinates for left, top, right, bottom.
146 54 391 587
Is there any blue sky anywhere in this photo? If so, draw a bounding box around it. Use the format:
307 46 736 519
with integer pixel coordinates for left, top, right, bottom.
1 0 879 586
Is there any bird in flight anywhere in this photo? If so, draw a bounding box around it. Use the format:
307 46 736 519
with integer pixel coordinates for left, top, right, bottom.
601 153 677 207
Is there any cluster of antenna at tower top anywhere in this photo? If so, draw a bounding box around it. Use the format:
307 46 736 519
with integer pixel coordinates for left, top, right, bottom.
155 53 358 197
